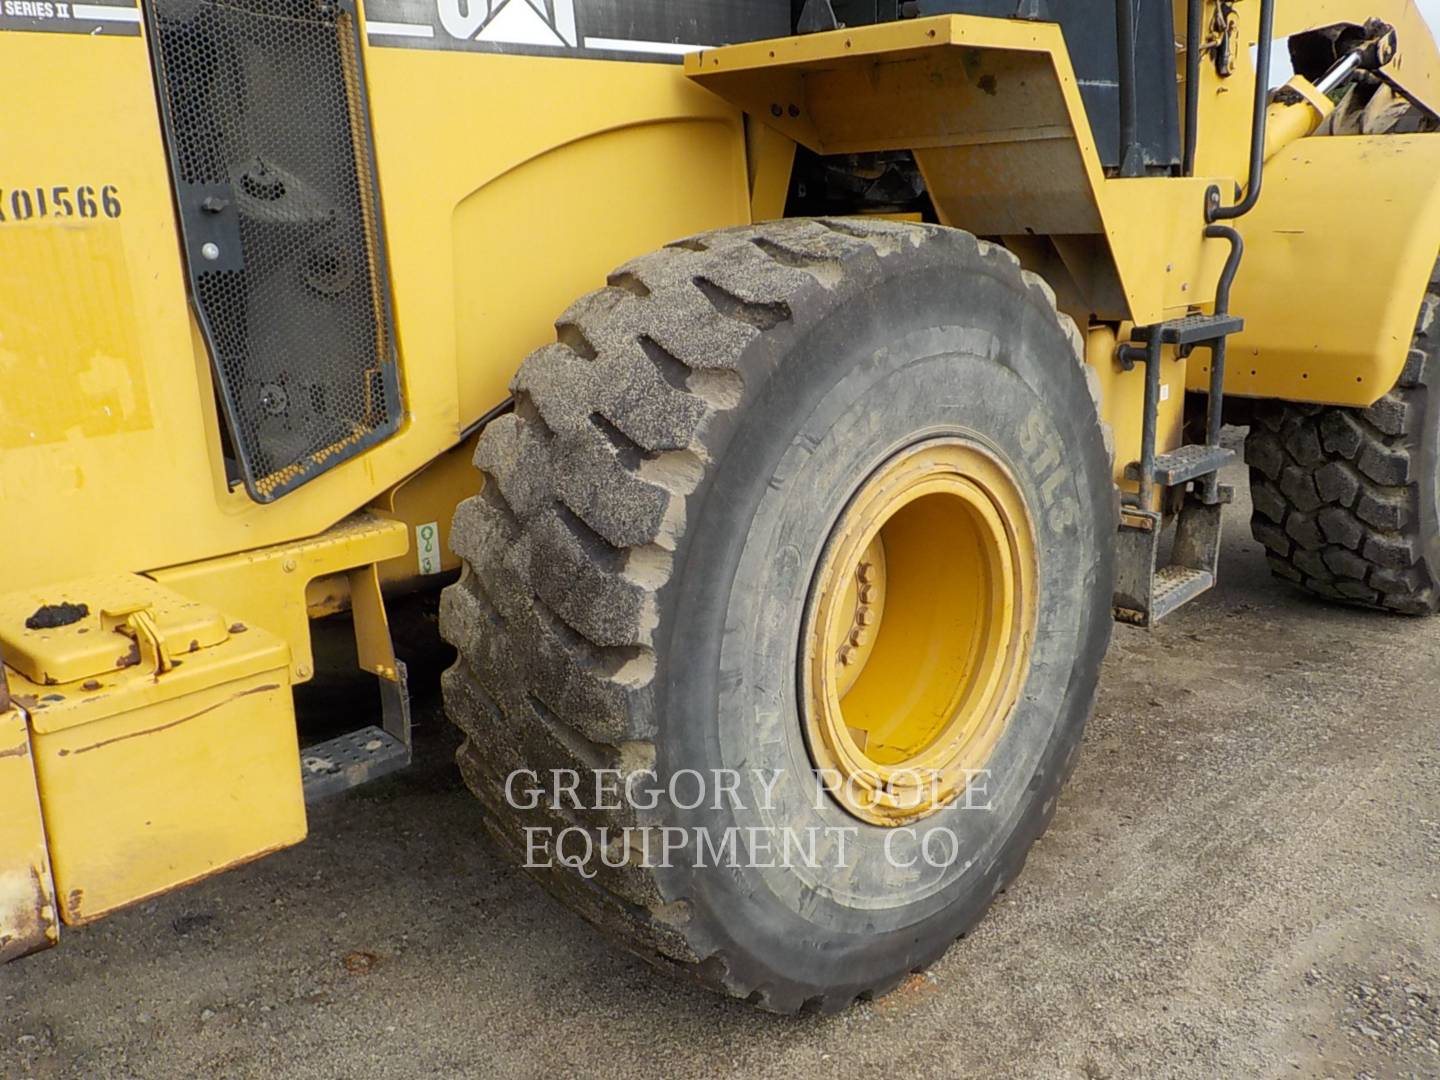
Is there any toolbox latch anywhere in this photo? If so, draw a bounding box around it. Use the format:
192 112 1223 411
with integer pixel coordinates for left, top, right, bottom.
100 605 174 676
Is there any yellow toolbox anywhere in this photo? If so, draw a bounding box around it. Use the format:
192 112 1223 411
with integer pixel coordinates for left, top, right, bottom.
0 574 304 925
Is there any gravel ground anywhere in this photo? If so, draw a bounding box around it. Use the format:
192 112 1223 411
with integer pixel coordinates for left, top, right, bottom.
3 462 1438 1079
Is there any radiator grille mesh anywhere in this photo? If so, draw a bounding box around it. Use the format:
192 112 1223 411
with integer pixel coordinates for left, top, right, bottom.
146 0 401 501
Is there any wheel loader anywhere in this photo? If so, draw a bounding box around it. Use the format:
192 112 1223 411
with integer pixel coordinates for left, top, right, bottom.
2 0 1438 1012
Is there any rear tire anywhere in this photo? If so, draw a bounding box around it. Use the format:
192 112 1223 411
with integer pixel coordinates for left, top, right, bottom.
439 219 1115 1011
1245 260 1440 613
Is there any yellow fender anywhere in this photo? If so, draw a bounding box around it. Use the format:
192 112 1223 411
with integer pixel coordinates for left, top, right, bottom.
687 15 1230 326
1189 133 1440 407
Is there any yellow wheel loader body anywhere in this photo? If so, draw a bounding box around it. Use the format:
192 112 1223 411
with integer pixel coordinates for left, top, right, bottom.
0 40 754 590
0 0 1438 985
0 10 762 947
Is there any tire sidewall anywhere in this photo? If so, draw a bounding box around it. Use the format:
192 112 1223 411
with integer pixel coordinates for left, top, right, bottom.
649 235 1114 998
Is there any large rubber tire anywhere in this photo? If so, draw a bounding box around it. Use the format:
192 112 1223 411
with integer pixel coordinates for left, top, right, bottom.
1245 260 1440 614
439 219 1115 1012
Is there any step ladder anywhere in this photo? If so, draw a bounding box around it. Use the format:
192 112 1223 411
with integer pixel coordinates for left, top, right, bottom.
1109 22 1274 625
300 660 412 802
299 564 413 801
1112 312 1244 627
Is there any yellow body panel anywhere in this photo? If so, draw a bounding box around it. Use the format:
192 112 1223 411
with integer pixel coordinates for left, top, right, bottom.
1190 134 1440 406
370 434 481 589
150 513 408 684
0 706 58 961
746 120 798 222
1186 0 1265 185
0 32 754 596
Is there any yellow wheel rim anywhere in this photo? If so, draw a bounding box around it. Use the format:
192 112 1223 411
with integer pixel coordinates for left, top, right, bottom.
801 438 1038 826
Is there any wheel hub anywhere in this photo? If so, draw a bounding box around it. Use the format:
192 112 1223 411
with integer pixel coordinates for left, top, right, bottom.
801 438 1038 826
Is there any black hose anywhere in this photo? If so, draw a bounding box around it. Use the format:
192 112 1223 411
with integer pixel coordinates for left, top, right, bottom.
1209 0 1276 220
1115 0 1143 176
1182 0 1203 175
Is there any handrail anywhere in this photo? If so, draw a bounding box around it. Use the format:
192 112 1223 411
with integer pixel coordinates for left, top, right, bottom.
1209 0 1277 221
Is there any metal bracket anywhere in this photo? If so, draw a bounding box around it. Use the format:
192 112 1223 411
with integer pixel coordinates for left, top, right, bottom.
300 565 412 802
1213 0 1239 77
1113 491 1229 627
101 605 174 676
380 658 411 748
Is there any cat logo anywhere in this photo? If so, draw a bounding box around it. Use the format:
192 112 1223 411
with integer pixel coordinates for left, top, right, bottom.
436 0 576 47
362 0 725 58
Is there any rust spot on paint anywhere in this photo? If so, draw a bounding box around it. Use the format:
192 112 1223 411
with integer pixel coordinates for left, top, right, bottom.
189 640 201 653
0 741 29 760
82 680 101 691
229 623 248 634
65 888 84 921
116 643 141 669
0 865 58 963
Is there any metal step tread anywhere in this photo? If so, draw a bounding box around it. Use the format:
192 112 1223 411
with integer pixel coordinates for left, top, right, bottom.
1126 444 1237 486
302 726 410 803
1152 566 1216 621
1133 313 1245 345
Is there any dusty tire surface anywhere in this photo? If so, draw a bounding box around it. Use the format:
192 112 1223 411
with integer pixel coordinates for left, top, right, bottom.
439 219 1115 1012
1245 259 1440 614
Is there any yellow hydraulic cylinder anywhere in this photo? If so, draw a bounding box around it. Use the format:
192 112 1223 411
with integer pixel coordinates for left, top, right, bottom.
1264 76 1337 162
